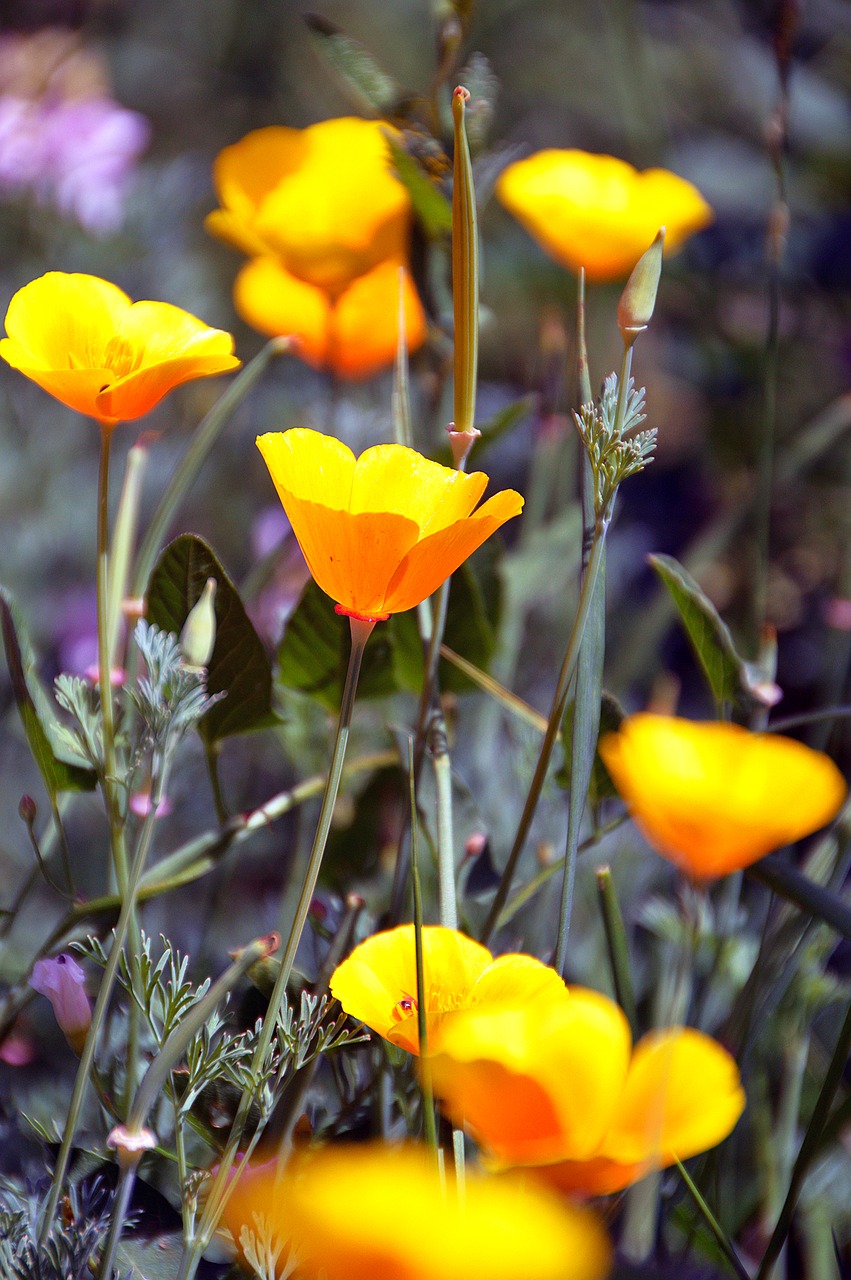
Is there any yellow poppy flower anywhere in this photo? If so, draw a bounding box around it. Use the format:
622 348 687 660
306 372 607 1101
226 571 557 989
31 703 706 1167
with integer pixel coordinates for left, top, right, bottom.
0 272 240 426
496 150 713 282
222 1144 612 1280
207 119 412 294
598 714 847 879
256 430 523 622
429 991 745 1195
234 254 426 380
329 924 567 1054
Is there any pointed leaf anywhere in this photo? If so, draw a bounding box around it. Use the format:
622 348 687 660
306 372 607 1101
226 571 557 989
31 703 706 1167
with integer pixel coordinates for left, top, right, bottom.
277 560 499 712
0 587 96 798
304 14 401 114
145 535 276 741
276 578 400 711
649 552 753 711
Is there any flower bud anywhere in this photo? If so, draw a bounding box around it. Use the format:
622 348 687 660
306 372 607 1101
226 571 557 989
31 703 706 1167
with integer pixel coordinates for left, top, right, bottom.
18 794 37 826
179 577 217 670
30 954 92 1055
617 227 665 347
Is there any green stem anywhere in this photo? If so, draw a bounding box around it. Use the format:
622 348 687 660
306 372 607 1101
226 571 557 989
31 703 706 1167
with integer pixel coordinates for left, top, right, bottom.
409 740 438 1155
676 1159 751 1280
131 342 283 600
177 615 373 1280
594 865 637 1033
756 997 851 1280
431 714 457 930
480 513 611 944
96 423 128 895
39 748 167 1241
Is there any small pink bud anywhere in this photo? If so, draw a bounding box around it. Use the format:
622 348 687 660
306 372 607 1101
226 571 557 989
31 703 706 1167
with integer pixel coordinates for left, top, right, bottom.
30 954 92 1055
463 831 488 861
129 790 173 819
18 794 37 825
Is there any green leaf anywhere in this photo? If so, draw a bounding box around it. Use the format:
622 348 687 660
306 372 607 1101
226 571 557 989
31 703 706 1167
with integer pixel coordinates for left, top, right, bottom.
276 579 400 712
304 14 401 114
116 1233 183 1280
145 535 276 741
0 587 96 798
277 560 499 711
649 552 753 711
384 133 452 240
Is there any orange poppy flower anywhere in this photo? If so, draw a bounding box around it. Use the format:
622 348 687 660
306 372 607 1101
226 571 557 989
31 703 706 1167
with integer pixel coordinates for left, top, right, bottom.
222 1144 612 1280
496 150 713 282
234 255 425 380
0 272 240 426
329 924 567 1054
207 118 427 376
256 430 523 622
429 989 745 1195
598 714 847 879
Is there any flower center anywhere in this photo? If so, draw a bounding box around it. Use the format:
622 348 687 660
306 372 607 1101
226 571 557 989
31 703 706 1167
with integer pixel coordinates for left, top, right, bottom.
103 333 145 381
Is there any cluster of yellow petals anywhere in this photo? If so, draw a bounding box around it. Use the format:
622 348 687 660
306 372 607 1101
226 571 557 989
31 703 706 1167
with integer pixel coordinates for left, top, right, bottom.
0 272 240 426
330 923 566 1053
496 149 713 282
599 714 847 879
222 1144 612 1280
207 118 426 379
330 925 745 1195
256 428 523 621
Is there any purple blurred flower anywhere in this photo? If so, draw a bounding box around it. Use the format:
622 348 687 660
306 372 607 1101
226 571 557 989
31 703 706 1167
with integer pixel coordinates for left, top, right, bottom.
30 953 91 1054
0 91 149 235
40 96 150 234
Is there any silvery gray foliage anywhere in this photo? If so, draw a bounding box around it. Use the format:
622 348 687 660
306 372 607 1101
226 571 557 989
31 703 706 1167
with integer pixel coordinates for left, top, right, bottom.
0 1176 122 1280
74 934 366 1126
573 373 656 514
53 674 104 771
128 620 222 758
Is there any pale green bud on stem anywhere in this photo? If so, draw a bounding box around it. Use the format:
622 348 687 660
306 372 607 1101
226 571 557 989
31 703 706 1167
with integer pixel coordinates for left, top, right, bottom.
179 577 217 671
452 85 479 437
618 227 665 349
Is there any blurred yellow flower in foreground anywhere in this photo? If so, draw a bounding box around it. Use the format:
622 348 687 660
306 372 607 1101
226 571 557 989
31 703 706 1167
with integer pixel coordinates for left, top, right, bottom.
430 989 745 1195
598 714 847 879
207 118 426 377
222 1144 612 1280
496 150 713 282
0 272 240 426
330 923 566 1054
256 430 523 622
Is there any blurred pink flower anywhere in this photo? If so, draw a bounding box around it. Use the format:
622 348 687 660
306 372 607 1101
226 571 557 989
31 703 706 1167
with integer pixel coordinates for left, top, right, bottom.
30 953 91 1054
0 94 149 234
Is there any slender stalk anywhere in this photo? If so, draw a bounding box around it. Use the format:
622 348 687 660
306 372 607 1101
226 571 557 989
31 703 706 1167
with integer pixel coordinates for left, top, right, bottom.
756 997 851 1280
131 341 284 600
676 1159 752 1280
39 749 166 1240
409 741 437 1154
96 423 128 895
595 865 637 1033
480 515 611 944
431 715 457 930
177 615 374 1280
